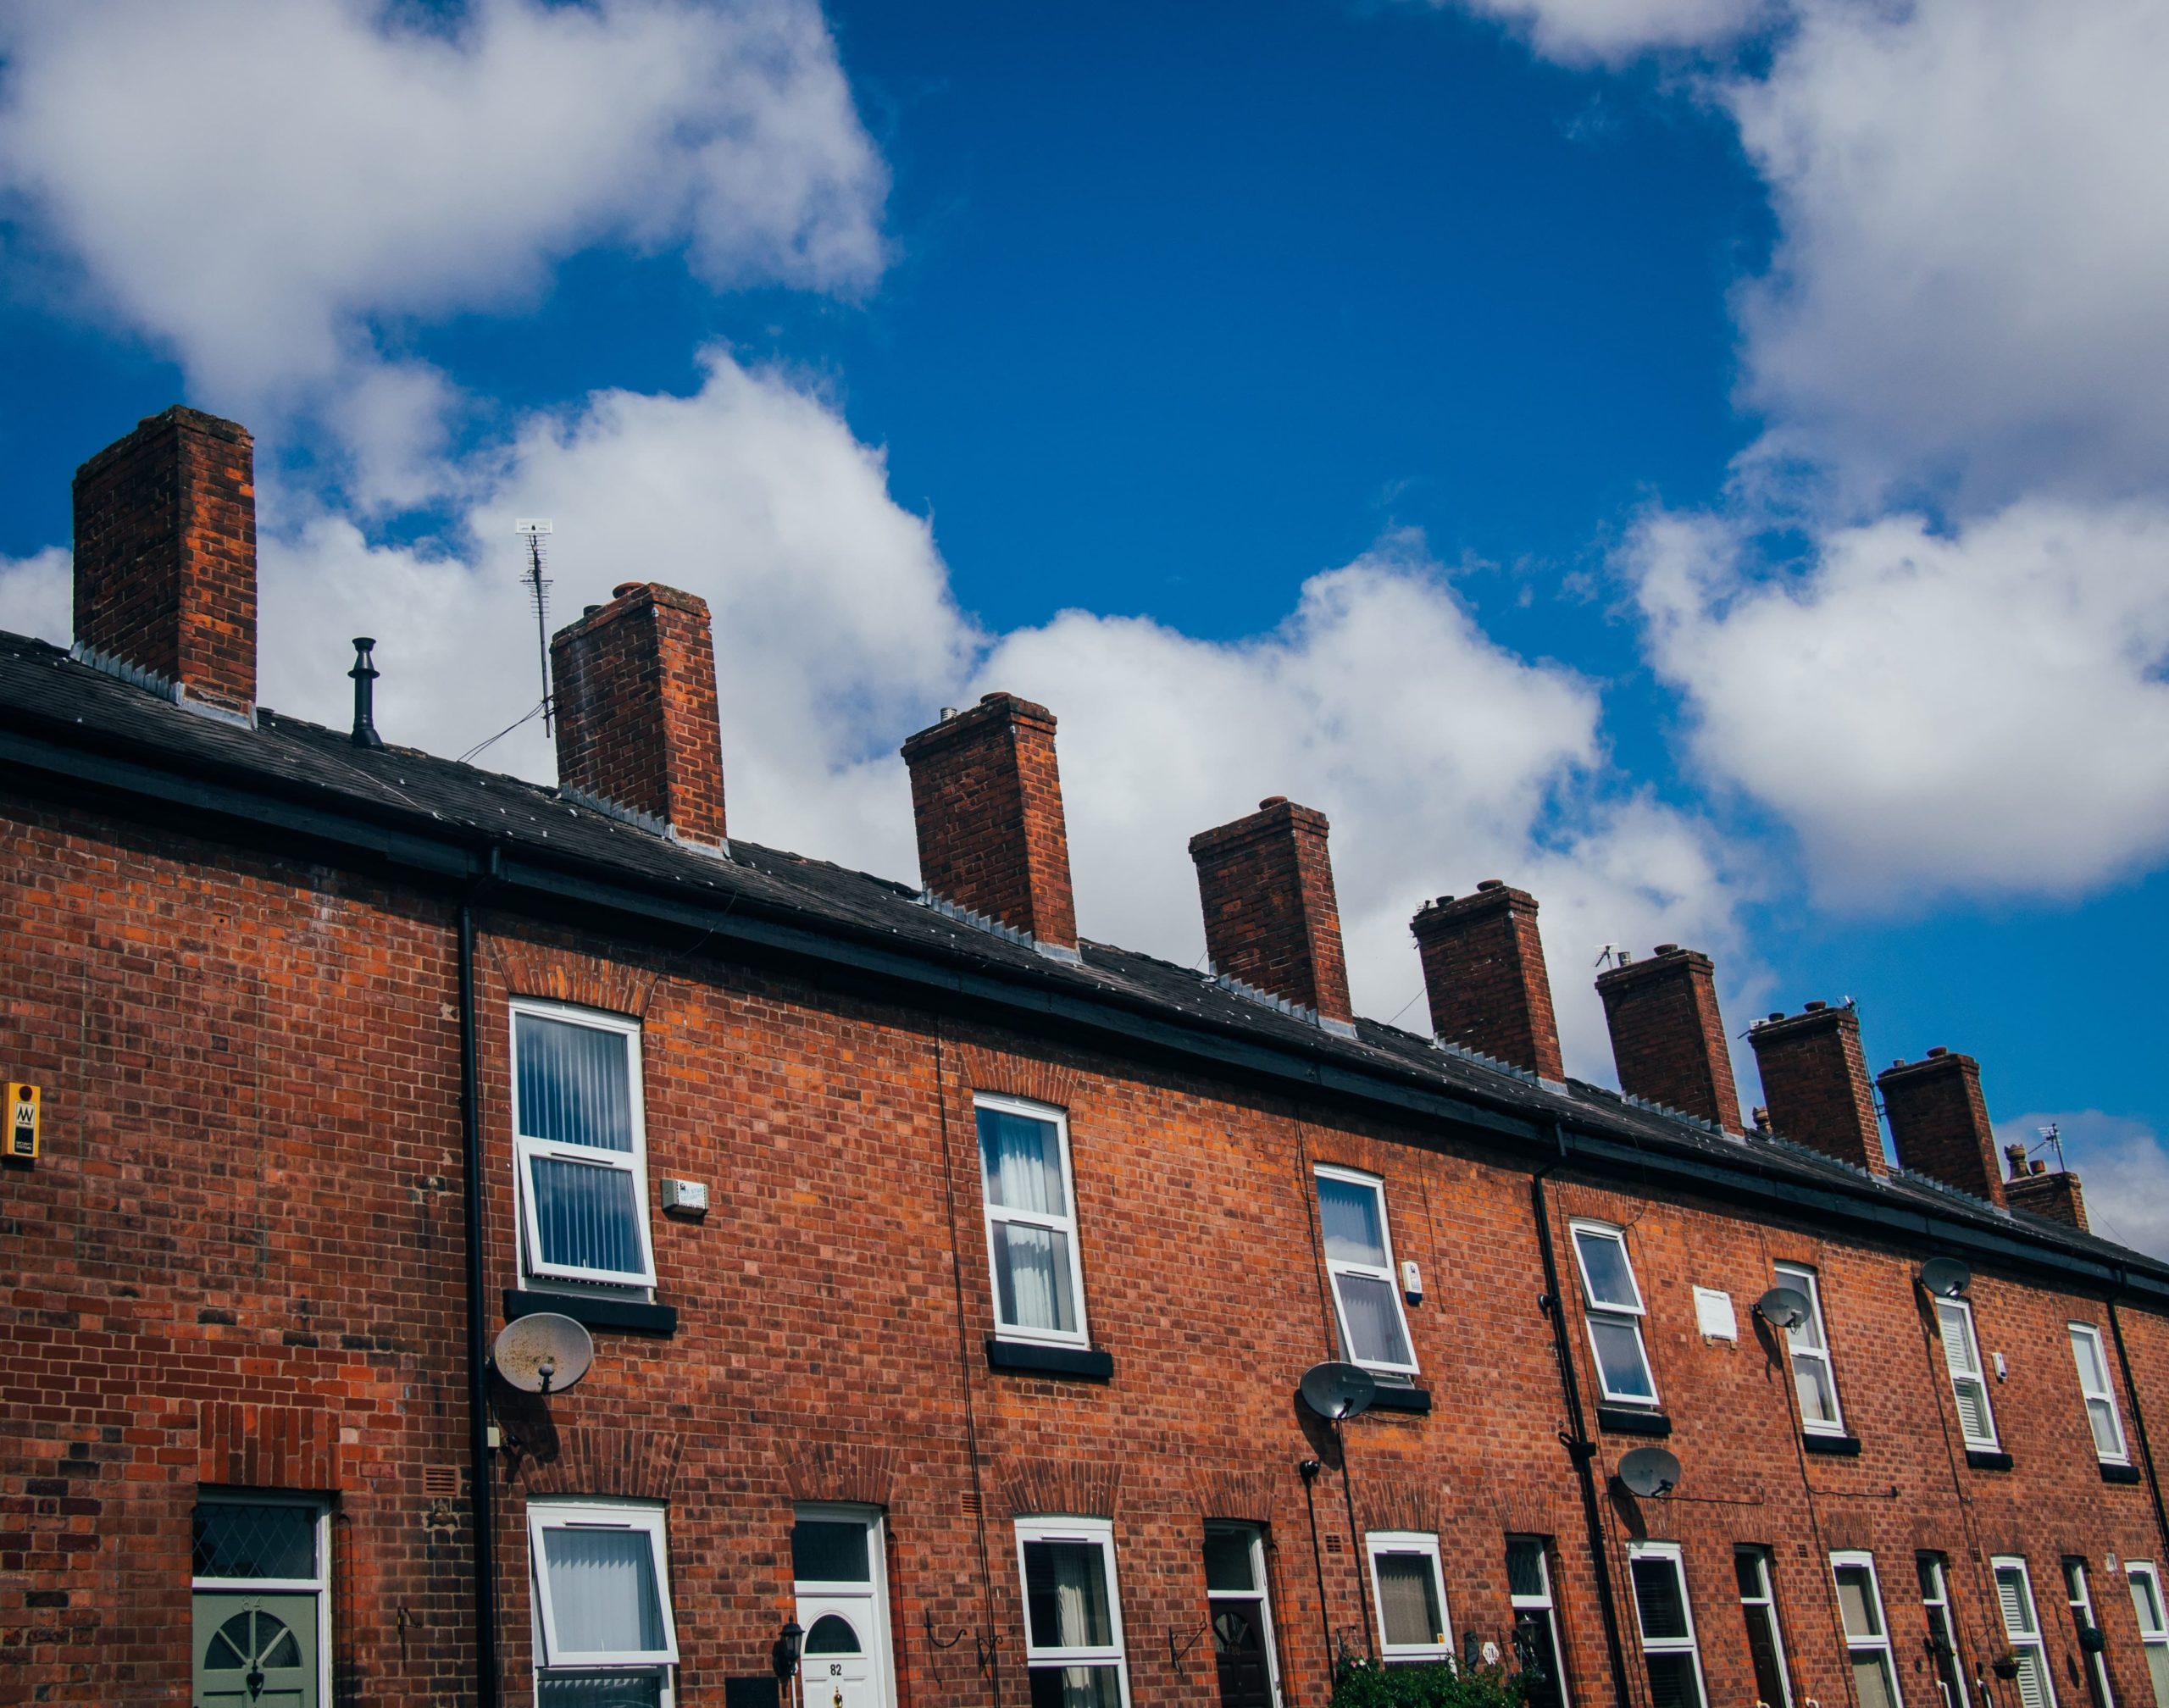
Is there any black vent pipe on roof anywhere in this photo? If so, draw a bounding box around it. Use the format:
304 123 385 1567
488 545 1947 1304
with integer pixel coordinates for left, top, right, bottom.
349 637 385 750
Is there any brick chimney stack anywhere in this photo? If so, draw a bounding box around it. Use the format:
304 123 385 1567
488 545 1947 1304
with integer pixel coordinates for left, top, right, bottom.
900 691 1078 958
550 582 727 851
1190 797 1355 1034
1748 1002 1888 1173
72 407 258 718
1408 881 1564 1081
1595 945 1744 1134
1878 1049 2005 1207
2003 1142 2089 1231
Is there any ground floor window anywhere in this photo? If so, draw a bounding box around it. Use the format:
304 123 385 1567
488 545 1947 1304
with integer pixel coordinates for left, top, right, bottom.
1627 1542 1707 1708
1831 1552 1901 1708
1017 1516 1130 1707
191 1491 332 1708
529 1500 679 1708
1367 1531 1452 1665
1992 1556 2058 1708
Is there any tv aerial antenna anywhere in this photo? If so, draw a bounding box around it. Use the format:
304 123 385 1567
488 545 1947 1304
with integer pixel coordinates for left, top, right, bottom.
515 519 555 734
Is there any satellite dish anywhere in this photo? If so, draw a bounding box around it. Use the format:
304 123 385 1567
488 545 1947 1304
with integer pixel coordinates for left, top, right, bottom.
1755 1286 1813 1330
1299 1361 1378 1422
1618 1446 1682 1499
1919 1257 1972 1299
491 1313 594 1395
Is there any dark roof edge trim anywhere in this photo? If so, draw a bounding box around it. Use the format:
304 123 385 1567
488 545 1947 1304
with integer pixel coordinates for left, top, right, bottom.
6 718 2167 1308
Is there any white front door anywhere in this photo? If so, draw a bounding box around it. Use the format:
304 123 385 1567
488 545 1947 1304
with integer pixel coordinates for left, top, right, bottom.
796 1595 881 1708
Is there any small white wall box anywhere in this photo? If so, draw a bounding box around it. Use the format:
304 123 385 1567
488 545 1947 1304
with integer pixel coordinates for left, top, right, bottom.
6 1083 38 1161
1693 1286 1738 1341
1993 1350 2008 1381
1401 1260 1423 1303
661 1178 707 1217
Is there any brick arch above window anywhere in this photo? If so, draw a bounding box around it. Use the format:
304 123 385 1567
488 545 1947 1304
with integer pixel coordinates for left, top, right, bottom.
1819 1513 1876 1554
999 1459 1121 1521
197 1400 341 1493
1360 1483 1445 1538
1193 1469 1284 1525
774 1439 901 1508
1491 1483 1578 1540
952 1042 1081 1112
518 1426 681 1502
487 935 658 1018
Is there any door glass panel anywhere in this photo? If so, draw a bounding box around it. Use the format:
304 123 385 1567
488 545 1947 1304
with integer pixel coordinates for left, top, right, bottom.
792 1519 873 1584
193 1503 318 1580
805 1613 862 1654
1507 1537 1548 1600
1202 1529 1255 1593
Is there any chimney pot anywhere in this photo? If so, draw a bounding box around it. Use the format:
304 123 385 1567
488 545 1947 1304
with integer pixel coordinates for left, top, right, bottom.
1749 1001 1885 1173
901 691 1076 953
1477 878 1505 891
73 406 258 716
1878 1050 2004 1206
1190 797 1351 1025
1596 945 1744 1134
1768 1012 1785 1023
550 581 728 849
1410 881 1563 1080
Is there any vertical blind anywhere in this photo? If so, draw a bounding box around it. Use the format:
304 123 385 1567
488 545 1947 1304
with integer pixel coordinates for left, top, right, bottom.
541 1525 668 1658
518 1014 634 1151
1373 1553 1444 1649
517 1014 644 1280
1995 1567 2052 1708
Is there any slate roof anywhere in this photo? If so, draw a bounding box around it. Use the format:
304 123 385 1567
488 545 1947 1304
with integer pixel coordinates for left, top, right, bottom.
2 626 2158 1288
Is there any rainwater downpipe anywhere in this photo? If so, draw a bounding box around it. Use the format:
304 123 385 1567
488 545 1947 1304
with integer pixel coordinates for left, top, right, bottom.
1531 1124 1634 1708
460 864 502 1708
2107 1281 2169 1568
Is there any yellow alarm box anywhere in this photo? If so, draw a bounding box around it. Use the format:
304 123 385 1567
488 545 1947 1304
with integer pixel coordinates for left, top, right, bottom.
6 1083 38 1161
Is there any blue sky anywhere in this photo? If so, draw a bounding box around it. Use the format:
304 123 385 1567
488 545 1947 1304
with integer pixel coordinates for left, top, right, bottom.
3 0 2165 1250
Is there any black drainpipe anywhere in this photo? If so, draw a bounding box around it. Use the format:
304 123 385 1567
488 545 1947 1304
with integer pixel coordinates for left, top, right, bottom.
460 868 502 1708
1532 1124 1633 1708
2108 1280 2169 1567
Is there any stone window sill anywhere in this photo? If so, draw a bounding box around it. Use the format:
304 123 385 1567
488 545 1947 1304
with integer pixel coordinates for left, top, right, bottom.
985 1337 1113 1380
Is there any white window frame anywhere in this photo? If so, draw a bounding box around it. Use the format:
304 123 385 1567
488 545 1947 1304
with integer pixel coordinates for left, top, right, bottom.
1204 1521 1283 1708
528 1499 680 1671
1627 1541 1708 1708
2127 1562 2169 1708
1366 1530 1452 1664
2063 1557 2116 1708
191 1489 334 1708
1735 1545 1794 1708
1937 1297 2000 1450
510 999 657 1289
1774 1262 1845 1436
2069 1323 2131 1466
1831 1551 1905 1708
1507 1535 1571 1708
1014 1516 1130 1706
977 1093 1092 1350
1994 1556 2059 1708
1315 1165 1420 1378
1918 1554 1972 1708
1570 1220 1660 1407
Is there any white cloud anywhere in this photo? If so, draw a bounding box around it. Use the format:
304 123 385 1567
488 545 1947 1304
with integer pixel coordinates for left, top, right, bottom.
978 535 1745 1072
1997 1111 2169 1262
0 0 885 496
0 546 69 647
1435 0 1764 64
1629 501 2169 905
1726 0 2169 507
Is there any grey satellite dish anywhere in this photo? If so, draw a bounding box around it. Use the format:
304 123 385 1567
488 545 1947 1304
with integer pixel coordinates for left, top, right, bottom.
1299 1361 1378 1422
1755 1286 1812 1330
1918 1257 1972 1299
491 1313 594 1395
1618 1446 1682 1499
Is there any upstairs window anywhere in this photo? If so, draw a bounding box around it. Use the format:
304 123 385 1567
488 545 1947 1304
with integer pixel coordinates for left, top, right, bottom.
1936 1298 1998 1450
513 1004 656 1289
2068 1323 2130 1465
1016 1517 1129 1706
1832 1553 1901 1708
1315 1167 1417 1376
1627 1542 1707 1708
1571 1222 1657 1406
1367 1532 1452 1665
529 1500 679 1706
1993 1557 2058 1708
1773 1262 1844 1435
978 1095 1090 1348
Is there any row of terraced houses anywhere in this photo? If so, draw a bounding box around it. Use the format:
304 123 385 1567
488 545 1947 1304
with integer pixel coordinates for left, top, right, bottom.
6 405 2169 1708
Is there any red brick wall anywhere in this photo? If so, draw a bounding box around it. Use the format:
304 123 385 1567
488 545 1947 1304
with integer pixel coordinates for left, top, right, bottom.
1409 882 1565 1081
1881 1050 2007 1206
71 408 258 714
1188 798 1353 1024
549 582 728 848
1595 946 1744 1134
900 692 1078 951
1749 1003 1888 1173
7 783 2169 1708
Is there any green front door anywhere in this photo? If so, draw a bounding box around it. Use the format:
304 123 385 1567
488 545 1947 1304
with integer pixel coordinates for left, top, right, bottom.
192 1592 318 1708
